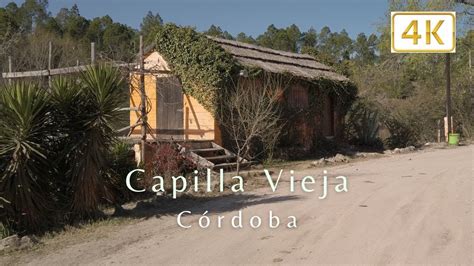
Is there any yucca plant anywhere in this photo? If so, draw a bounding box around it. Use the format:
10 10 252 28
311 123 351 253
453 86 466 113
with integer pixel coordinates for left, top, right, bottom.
49 77 85 212
0 82 54 232
52 65 125 217
103 141 136 212
346 99 382 148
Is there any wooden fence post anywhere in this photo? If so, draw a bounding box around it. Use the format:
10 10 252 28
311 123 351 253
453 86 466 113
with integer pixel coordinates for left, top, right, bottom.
8 56 12 84
437 119 441 143
91 42 95 65
139 35 147 163
48 41 52 87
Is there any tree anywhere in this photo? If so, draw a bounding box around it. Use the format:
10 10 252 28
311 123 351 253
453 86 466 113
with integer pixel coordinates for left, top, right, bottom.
353 33 378 64
85 15 113 47
301 27 317 49
0 3 20 37
56 4 89 39
236 32 257 44
41 16 62 35
204 24 234 40
17 0 49 32
318 26 331 49
217 74 288 173
140 11 163 43
256 24 301 52
102 22 137 61
286 24 301 52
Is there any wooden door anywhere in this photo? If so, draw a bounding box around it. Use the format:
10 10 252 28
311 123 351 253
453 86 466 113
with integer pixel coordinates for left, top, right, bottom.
156 76 184 139
322 95 335 137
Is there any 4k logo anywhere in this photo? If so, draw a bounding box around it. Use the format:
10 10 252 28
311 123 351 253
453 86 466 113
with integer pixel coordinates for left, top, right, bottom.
392 12 456 53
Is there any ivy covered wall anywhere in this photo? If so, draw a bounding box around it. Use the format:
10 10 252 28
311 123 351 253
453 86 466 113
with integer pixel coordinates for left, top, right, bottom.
155 24 239 114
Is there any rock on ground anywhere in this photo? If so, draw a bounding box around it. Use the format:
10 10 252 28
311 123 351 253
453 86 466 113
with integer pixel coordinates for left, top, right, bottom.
0 235 39 252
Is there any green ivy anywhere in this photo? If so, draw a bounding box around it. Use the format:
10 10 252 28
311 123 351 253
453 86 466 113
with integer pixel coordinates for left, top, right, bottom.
155 24 239 114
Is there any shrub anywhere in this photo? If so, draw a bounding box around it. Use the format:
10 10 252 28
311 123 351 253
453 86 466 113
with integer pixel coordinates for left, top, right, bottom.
145 143 196 194
380 89 444 148
0 223 10 239
72 66 125 216
0 83 55 233
384 116 418 149
346 99 383 149
104 141 137 204
0 196 10 238
0 65 127 234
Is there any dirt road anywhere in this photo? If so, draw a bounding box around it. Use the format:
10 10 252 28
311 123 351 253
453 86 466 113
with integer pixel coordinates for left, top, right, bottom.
4 145 473 265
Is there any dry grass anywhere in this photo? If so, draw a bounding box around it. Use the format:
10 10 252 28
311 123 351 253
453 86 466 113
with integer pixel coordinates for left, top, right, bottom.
1 217 137 258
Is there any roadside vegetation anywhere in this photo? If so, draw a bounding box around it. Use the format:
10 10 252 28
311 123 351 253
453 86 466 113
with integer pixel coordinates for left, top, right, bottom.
0 65 137 236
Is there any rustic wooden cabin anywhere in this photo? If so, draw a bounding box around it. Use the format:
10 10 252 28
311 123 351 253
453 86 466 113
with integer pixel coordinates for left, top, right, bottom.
130 36 355 165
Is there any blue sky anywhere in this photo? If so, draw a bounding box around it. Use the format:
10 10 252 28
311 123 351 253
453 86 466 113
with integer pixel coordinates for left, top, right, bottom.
3 0 389 37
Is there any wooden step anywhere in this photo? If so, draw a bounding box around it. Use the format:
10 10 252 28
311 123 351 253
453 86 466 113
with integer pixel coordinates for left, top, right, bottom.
205 155 236 164
181 141 251 172
186 141 213 149
213 161 251 171
191 147 225 153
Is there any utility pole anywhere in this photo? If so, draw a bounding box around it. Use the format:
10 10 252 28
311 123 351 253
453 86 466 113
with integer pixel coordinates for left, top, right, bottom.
470 49 473 119
445 53 452 137
139 35 147 163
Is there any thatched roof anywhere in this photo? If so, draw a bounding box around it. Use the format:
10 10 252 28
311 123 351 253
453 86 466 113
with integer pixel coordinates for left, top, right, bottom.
207 36 349 82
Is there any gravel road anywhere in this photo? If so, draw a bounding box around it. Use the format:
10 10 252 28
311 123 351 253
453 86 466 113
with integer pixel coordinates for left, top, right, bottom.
4 145 473 265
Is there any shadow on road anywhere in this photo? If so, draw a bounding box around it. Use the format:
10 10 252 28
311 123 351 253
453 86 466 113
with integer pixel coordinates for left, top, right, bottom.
115 194 302 220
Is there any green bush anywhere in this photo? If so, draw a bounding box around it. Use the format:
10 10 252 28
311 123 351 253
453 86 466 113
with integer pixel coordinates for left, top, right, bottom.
384 116 417 149
155 24 238 114
104 141 137 204
0 65 127 234
0 83 56 232
0 196 10 238
0 223 10 239
346 99 383 148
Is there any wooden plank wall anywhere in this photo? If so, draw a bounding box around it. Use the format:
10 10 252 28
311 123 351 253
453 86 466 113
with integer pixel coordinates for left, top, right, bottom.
130 73 217 141
183 94 216 141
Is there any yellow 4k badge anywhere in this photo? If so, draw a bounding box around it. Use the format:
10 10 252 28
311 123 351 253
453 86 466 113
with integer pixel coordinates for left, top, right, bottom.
391 12 456 53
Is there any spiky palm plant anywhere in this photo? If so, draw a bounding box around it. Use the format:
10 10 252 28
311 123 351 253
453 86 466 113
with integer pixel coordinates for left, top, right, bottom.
49 77 85 212
0 83 54 232
55 65 125 217
346 99 382 148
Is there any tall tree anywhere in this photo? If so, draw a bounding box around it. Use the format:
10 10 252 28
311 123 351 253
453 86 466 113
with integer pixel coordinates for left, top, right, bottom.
0 3 20 38
236 32 257 44
140 11 163 43
85 15 113 46
55 4 89 39
317 27 353 62
18 0 49 31
353 33 378 64
301 27 317 49
256 24 301 52
102 22 137 61
204 24 234 39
